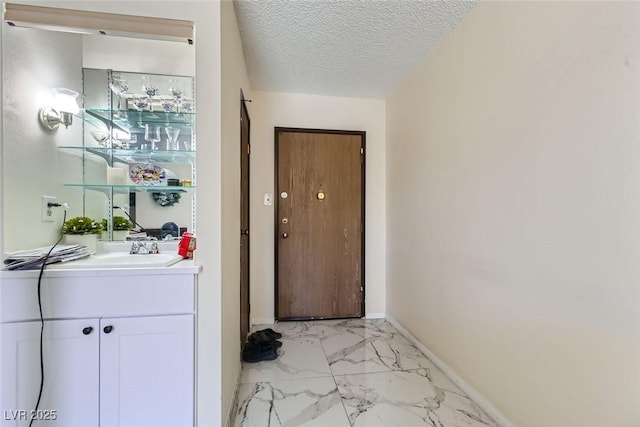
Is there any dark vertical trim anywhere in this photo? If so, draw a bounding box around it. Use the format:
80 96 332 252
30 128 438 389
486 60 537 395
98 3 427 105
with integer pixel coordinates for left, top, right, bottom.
240 89 251 339
129 193 136 226
360 133 366 319
274 127 281 320
274 127 366 320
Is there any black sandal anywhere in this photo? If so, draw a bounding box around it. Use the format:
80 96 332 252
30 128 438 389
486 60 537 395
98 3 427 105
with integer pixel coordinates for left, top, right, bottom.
242 340 278 363
254 328 282 339
248 330 283 345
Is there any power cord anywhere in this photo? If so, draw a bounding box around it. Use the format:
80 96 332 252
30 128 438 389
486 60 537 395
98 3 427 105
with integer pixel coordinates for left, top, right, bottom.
113 205 146 231
47 202 68 209
29 209 66 427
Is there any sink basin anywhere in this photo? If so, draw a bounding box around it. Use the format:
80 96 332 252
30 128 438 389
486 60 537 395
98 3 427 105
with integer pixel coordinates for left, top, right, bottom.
50 252 184 269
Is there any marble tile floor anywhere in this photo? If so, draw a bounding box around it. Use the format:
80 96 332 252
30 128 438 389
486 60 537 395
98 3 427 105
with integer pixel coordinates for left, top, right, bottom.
232 319 497 427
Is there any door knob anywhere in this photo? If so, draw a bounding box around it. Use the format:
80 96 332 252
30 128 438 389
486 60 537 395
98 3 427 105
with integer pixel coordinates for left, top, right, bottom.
82 327 93 335
282 232 288 239
103 325 114 334
241 229 249 236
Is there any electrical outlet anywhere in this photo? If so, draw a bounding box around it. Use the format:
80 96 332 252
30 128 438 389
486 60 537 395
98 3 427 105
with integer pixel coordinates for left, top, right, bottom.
41 196 56 222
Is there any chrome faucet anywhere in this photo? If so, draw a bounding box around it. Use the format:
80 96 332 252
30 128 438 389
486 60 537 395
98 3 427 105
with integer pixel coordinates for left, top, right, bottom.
130 241 160 254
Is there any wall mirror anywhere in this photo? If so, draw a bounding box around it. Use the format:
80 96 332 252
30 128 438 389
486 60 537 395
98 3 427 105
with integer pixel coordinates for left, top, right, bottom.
2 6 196 252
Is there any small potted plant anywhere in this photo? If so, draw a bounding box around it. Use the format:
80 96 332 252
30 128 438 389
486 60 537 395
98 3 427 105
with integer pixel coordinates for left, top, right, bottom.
62 216 103 252
112 215 133 241
100 216 133 241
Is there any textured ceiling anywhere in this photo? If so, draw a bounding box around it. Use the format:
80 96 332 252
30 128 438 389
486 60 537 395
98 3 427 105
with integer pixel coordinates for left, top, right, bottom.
234 0 477 99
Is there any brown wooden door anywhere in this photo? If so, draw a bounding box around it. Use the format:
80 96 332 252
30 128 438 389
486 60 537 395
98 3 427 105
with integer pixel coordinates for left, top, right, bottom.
275 128 365 320
240 94 250 344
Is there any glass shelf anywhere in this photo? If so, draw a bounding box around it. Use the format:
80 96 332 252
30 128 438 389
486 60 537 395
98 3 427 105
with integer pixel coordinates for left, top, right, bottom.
78 68 196 242
84 108 194 132
59 146 195 164
64 184 195 195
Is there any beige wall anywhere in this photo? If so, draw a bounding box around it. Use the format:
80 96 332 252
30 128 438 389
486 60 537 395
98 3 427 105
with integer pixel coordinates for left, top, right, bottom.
386 2 640 426
220 1 252 425
250 91 386 323
1 1 224 424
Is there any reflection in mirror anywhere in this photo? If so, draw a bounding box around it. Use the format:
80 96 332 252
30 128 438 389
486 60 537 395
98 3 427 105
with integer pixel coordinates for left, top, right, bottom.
2 20 195 252
81 68 195 241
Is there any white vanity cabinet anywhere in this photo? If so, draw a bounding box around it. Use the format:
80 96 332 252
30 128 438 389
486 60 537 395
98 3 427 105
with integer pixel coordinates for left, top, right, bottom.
1 318 100 427
0 266 198 427
99 315 193 427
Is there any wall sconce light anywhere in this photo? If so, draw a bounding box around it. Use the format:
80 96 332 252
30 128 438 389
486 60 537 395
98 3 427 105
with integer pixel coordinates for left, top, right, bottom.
39 88 80 130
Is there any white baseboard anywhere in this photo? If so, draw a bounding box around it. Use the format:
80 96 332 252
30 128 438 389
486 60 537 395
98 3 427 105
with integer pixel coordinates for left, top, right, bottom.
252 314 385 324
225 372 242 427
251 317 275 326
385 314 515 427
365 312 386 319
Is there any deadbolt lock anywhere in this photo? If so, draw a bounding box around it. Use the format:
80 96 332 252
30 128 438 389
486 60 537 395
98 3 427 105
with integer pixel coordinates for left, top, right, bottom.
317 191 326 200
281 217 288 224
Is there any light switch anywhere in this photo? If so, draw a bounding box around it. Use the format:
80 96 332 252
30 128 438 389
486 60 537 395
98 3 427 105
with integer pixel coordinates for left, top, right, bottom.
264 193 273 206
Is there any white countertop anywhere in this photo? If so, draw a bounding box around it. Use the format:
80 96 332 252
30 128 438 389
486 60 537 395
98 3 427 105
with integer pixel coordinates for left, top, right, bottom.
0 258 201 279
2 241 201 278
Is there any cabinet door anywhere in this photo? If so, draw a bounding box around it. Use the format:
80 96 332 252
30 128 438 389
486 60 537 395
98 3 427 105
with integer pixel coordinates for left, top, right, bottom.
0 319 100 427
99 315 194 427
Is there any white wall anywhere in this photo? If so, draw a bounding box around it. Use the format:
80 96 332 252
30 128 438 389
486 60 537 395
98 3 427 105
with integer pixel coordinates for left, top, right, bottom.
83 36 194 76
386 2 640 426
0 1 3 258
250 91 386 323
1 1 224 425
220 1 252 424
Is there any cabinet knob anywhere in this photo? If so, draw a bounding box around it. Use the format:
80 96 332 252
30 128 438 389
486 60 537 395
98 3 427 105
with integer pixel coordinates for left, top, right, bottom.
82 327 93 335
103 325 114 334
